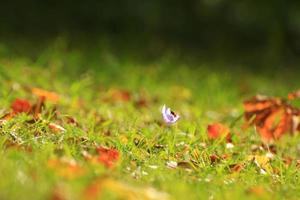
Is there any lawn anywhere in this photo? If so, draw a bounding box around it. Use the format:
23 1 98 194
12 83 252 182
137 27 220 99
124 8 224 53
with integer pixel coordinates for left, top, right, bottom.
0 38 300 200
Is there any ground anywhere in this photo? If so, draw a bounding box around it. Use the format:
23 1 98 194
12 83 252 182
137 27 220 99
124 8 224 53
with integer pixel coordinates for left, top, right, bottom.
0 38 300 200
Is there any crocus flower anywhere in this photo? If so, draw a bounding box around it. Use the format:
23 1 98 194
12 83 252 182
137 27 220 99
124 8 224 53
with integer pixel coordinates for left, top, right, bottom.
161 105 180 124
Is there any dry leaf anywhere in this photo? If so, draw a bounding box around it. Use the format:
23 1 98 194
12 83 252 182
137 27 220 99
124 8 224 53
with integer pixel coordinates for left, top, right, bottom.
47 158 85 179
288 89 300 100
104 88 131 102
49 123 66 133
244 94 300 141
31 87 60 103
207 123 231 141
246 186 268 198
96 146 120 168
247 155 273 174
229 163 244 173
0 112 14 124
11 98 32 114
283 157 293 167
83 178 169 200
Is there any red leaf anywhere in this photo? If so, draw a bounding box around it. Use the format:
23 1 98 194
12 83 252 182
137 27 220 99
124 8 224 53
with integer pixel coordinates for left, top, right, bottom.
207 123 230 141
11 98 32 114
96 147 120 168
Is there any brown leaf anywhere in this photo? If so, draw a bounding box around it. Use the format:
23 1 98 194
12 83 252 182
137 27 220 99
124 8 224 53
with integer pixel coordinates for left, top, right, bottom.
64 116 79 127
0 112 14 124
209 154 220 164
229 163 244 173
243 94 300 141
104 88 131 102
134 98 148 108
283 157 293 167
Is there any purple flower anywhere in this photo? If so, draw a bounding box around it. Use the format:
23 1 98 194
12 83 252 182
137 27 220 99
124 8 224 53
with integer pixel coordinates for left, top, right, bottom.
162 105 180 124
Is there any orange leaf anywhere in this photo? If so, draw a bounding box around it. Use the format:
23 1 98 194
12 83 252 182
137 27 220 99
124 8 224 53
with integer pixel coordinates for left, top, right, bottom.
32 87 60 103
47 158 85 179
207 123 230 141
288 89 300 100
243 94 300 141
96 147 120 168
247 186 267 198
83 179 103 200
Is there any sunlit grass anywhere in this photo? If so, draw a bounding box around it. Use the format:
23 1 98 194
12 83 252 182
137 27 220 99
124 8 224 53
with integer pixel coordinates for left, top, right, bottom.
0 39 300 200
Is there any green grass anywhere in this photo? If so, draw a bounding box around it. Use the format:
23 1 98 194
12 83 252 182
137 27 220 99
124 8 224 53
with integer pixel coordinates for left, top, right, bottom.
0 38 300 200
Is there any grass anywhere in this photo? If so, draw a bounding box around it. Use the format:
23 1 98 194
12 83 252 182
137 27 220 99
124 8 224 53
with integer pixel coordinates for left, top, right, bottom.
0 37 300 200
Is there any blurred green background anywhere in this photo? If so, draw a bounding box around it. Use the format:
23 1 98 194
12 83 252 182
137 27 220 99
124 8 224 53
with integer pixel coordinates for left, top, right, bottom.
0 0 300 68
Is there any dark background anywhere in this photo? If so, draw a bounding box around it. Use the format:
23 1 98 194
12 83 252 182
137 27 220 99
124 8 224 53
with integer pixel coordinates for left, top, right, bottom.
1 0 300 68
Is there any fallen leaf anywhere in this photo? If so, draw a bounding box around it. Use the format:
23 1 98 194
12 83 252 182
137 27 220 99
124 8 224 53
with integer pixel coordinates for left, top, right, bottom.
288 89 300 100
135 97 148 108
246 186 267 198
207 123 231 141
247 155 273 174
105 88 131 102
49 123 66 133
0 112 14 124
283 157 293 167
209 154 220 164
31 87 60 103
64 116 79 126
83 178 169 200
229 163 244 173
11 98 32 114
47 158 85 179
96 146 120 168
244 93 300 141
